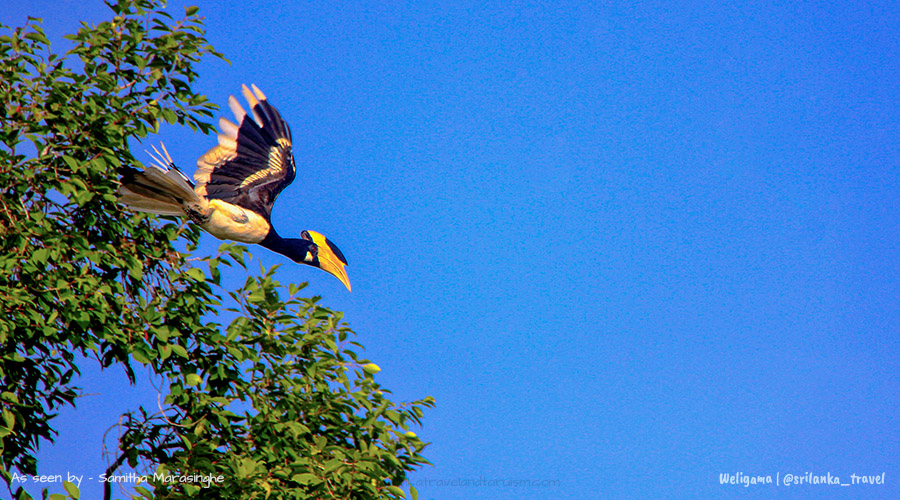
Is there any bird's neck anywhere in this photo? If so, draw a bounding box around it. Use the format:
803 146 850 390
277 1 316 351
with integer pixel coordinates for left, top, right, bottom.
260 230 313 263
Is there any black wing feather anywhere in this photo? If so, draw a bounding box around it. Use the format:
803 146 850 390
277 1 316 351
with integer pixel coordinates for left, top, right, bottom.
194 84 296 221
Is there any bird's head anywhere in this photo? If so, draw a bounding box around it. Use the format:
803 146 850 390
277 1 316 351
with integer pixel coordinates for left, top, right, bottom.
286 230 350 291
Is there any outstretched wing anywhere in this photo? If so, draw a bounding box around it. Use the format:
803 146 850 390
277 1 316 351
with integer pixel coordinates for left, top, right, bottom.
194 84 296 221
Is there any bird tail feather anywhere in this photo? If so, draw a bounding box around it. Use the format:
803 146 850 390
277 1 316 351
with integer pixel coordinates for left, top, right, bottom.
118 144 207 216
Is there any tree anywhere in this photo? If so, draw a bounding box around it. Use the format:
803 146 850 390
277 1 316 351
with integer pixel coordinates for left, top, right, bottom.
0 1 433 499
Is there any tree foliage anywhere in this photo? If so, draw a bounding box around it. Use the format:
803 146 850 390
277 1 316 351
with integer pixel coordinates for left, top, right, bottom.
0 1 432 499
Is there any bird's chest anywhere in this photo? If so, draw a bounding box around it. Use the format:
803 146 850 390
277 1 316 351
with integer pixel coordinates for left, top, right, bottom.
201 199 270 244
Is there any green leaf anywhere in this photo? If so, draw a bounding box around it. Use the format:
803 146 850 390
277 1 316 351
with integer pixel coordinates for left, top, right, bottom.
186 267 206 281
185 373 202 386
132 348 151 364
133 485 153 499
323 458 343 473
32 248 50 264
236 457 259 477
23 31 45 42
385 485 406 498
170 344 188 358
62 481 80 499
1 409 14 429
61 155 79 170
292 473 318 485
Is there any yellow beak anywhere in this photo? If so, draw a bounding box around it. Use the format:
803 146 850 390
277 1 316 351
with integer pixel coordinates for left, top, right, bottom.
304 230 351 292
318 248 351 292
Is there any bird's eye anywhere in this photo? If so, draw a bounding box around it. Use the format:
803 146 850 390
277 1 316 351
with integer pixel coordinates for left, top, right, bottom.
303 244 318 263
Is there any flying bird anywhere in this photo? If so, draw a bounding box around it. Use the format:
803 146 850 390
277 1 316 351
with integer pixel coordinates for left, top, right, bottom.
118 84 350 291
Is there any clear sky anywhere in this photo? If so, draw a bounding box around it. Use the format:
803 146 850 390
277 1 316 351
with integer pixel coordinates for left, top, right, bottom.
4 1 900 499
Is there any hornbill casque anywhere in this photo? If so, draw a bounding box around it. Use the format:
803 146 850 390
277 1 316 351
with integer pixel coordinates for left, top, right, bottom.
118 84 350 291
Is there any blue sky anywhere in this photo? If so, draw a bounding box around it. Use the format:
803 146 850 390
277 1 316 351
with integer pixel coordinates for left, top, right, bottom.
4 1 900 498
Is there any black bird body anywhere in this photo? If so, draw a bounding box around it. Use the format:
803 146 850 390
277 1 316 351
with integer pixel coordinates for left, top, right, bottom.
118 85 350 290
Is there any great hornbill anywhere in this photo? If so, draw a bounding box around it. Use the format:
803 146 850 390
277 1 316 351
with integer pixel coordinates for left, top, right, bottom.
118 84 350 291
